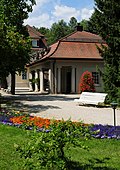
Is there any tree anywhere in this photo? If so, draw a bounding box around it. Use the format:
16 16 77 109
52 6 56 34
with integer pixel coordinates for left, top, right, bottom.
5 28 31 94
37 27 52 46
37 27 50 36
93 0 120 104
0 0 36 94
87 11 100 34
80 19 89 31
49 19 69 44
68 17 78 32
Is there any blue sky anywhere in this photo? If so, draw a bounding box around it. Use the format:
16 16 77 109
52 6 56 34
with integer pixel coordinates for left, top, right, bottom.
24 0 95 28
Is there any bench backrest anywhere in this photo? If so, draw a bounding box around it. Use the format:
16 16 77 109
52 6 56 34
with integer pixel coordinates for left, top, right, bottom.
80 92 107 104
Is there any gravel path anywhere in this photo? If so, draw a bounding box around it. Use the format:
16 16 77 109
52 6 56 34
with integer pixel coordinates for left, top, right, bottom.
29 98 120 126
1 91 120 125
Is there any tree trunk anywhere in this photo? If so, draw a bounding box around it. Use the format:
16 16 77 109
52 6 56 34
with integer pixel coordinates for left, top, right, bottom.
11 72 15 95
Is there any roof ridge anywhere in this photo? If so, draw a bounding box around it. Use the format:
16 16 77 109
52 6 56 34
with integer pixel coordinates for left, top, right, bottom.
59 30 103 42
59 30 77 41
27 25 44 37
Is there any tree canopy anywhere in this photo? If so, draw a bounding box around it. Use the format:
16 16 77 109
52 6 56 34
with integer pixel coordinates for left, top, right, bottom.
0 0 35 94
92 0 120 104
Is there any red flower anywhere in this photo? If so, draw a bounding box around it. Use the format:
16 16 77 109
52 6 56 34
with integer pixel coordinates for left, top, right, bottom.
79 71 95 93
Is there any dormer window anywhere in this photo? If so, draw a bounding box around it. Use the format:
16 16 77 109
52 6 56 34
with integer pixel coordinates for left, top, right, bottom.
32 40 39 47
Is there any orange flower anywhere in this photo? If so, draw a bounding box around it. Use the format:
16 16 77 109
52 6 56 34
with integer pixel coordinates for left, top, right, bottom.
10 116 51 128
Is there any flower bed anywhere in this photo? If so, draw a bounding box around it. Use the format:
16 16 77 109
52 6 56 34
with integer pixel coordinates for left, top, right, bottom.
91 124 120 139
0 108 120 139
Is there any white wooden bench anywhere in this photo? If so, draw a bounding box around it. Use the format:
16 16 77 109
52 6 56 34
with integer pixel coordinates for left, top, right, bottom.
74 92 107 105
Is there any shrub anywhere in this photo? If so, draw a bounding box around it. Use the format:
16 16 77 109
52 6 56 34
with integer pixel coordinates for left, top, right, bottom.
15 120 90 170
79 71 95 93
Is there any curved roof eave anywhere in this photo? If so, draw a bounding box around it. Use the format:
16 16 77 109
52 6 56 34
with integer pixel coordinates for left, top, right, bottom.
41 41 60 59
26 41 60 67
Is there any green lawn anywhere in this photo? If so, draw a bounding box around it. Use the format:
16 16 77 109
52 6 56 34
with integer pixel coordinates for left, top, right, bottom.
0 124 120 170
0 124 28 170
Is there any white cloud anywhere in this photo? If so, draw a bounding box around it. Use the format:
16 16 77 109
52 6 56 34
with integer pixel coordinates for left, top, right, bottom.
24 13 51 28
52 5 80 21
81 8 94 20
25 2 94 28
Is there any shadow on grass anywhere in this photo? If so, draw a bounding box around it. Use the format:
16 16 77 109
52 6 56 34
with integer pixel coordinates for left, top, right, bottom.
67 157 116 170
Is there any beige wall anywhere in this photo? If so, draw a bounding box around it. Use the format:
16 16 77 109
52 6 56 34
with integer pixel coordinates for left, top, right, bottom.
7 71 29 91
15 72 29 88
28 59 104 93
55 60 104 93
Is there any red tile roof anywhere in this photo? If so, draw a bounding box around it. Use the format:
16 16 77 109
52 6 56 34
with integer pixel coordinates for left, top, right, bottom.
26 25 44 39
42 30 106 60
48 42 103 59
28 30 106 66
62 31 103 41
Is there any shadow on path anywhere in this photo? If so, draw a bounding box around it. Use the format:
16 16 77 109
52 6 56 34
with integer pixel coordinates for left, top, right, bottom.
1 93 77 102
1 94 63 113
11 101 60 113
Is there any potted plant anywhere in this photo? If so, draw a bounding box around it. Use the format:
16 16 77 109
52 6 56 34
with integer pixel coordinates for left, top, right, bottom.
29 78 36 91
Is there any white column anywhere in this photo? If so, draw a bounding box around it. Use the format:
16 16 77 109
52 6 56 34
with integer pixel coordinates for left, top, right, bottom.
54 65 57 94
48 69 51 93
57 67 61 93
35 70 38 91
40 69 44 92
71 67 75 93
29 72 33 91
6 74 11 91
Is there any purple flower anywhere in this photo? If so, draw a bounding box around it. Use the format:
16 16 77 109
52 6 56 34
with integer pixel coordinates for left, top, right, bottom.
90 124 120 139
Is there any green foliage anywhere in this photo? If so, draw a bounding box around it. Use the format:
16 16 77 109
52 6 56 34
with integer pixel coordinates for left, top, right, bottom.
35 78 40 85
79 71 95 93
0 0 35 94
80 19 89 31
92 0 120 105
1 124 120 169
49 19 69 44
1 0 36 30
16 120 90 170
87 11 100 34
68 17 78 32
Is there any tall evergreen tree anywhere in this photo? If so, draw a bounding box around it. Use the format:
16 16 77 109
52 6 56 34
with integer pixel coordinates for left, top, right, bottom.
49 19 69 44
93 0 120 104
87 11 100 34
80 19 89 31
68 17 78 32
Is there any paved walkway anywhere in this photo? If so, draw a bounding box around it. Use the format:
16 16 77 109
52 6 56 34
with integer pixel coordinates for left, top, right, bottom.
1 90 120 126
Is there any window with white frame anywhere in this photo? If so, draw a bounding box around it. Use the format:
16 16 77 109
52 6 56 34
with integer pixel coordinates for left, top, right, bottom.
92 72 99 85
32 40 39 47
22 71 27 80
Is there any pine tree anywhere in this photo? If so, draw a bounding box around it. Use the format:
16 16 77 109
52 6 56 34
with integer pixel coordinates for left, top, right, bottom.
93 0 120 104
